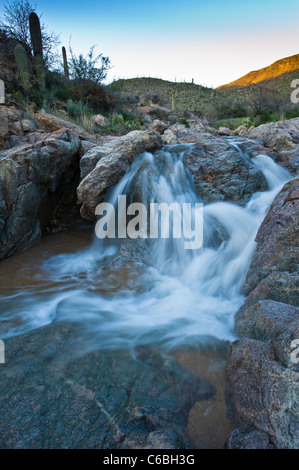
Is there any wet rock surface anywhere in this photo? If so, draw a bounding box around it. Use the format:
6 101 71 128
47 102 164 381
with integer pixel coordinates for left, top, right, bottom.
183 133 267 204
227 339 299 449
243 178 299 294
227 177 299 449
0 321 214 449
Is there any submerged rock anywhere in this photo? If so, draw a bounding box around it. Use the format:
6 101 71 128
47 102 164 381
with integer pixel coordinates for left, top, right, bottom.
0 321 214 449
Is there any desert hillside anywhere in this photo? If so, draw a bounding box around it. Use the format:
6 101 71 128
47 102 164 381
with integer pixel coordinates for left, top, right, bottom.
217 54 299 89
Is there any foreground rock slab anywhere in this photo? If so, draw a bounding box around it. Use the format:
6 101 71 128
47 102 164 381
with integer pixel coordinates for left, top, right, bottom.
227 178 299 449
0 321 214 449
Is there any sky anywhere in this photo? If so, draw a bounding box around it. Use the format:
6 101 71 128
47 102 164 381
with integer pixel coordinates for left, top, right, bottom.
4 0 299 88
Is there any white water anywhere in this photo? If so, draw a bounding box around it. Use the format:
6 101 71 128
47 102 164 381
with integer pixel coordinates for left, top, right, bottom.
0 145 292 350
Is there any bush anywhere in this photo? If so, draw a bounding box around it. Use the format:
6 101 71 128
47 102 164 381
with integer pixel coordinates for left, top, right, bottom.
285 107 299 120
216 98 248 119
148 108 169 121
66 100 92 118
98 112 145 136
179 118 190 127
70 80 117 113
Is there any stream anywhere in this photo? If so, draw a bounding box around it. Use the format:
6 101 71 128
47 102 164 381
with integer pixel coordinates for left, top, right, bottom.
0 142 292 448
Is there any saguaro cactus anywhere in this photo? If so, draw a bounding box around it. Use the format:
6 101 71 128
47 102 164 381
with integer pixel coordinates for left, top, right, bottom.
29 12 45 90
171 91 176 111
62 46 69 79
14 45 31 95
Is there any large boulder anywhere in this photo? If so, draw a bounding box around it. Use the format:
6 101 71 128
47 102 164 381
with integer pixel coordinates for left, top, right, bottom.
77 130 163 220
166 119 205 144
218 127 232 136
249 118 299 173
90 114 110 127
35 112 100 144
0 129 81 259
243 178 299 295
0 321 214 449
183 133 267 204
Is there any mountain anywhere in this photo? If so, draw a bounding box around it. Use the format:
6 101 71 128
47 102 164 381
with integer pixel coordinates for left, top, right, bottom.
217 54 299 89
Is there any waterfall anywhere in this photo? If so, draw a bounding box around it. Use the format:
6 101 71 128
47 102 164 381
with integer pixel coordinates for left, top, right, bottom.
0 145 292 350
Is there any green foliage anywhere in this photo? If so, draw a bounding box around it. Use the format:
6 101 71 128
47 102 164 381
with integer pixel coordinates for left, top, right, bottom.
66 100 92 118
216 97 248 119
148 108 169 121
285 107 299 119
14 44 31 94
45 70 72 100
69 45 111 84
210 116 255 130
99 112 145 136
179 118 190 127
62 46 69 80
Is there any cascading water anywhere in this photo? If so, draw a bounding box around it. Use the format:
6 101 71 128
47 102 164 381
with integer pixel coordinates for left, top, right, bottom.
0 144 292 351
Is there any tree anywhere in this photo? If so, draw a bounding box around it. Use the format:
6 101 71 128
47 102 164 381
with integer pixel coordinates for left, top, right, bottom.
69 45 111 84
0 0 60 67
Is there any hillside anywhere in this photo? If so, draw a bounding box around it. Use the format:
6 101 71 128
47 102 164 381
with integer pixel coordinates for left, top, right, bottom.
109 77 215 113
108 58 299 124
217 54 299 89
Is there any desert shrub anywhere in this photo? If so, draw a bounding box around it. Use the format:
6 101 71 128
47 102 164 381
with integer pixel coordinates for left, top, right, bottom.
67 80 117 113
99 112 145 136
179 118 190 127
66 100 92 118
216 98 248 119
210 116 255 130
285 107 299 120
120 93 140 105
148 108 169 121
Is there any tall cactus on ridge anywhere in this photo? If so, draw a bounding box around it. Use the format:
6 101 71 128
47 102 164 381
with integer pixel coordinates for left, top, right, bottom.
14 45 31 95
29 12 45 91
62 46 70 79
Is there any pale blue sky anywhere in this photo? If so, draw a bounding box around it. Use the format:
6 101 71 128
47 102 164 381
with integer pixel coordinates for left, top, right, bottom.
4 0 299 87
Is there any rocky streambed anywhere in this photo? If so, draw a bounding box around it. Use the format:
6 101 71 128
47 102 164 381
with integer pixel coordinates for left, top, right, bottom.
0 106 298 449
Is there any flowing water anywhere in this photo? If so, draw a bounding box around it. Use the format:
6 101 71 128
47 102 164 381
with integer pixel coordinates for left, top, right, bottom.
0 141 293 448
0 144 291 350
